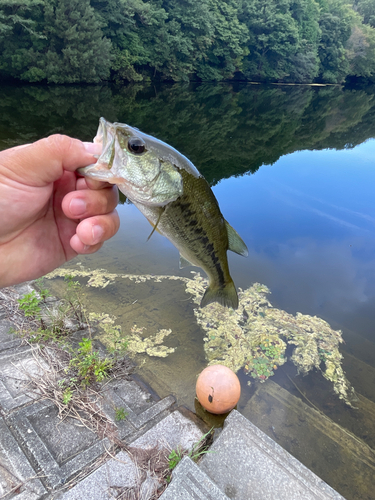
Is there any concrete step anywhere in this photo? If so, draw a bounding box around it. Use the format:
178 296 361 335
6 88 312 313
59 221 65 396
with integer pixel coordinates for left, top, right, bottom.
341 352 375 404
159 456 230 500
60 409 207 500
273 360 375 451
199 409 345 500
341 326 375 370
241 380 375 500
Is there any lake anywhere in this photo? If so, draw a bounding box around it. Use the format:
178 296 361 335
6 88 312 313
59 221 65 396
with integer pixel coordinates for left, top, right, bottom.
1 82 375 499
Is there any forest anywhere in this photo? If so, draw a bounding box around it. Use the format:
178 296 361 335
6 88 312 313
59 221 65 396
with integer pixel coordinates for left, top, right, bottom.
1 0 375 85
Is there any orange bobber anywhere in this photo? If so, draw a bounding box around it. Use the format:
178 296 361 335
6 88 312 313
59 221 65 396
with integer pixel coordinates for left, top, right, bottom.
196 364 241 414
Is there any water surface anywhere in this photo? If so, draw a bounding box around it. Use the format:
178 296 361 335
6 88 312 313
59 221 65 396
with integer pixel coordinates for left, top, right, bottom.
2 82 375 499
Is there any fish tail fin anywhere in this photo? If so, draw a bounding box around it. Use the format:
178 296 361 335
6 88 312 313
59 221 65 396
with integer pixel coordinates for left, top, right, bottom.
200 280 239 309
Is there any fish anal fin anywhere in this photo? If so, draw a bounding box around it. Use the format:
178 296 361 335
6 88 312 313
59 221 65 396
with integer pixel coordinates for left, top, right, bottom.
200 279 238 309
179 254 195 269
225 221 248 257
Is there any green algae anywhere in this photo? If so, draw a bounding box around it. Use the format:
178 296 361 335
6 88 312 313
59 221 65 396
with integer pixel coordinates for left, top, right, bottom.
88 313 174 357
45 266 355 405
126 325 175 357
186 272 355 406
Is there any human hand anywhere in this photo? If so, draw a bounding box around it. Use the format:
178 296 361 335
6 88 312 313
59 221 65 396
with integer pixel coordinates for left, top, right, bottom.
0 134 120 288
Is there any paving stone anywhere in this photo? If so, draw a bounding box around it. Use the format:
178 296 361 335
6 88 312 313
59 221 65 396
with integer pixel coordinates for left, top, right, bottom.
59 451 138 500
7 399 110 489
159 456 230 500
0 417 46 499
5 375 175 491
0 319 21 352
128 407 203 451
200 409 345 500
12 283 35 298
100 380 176 440
108 379 154 414
0 347 46 412
60 409 205 500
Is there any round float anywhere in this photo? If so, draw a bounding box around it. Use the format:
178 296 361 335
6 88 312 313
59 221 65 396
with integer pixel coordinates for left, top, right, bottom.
196 364 241 414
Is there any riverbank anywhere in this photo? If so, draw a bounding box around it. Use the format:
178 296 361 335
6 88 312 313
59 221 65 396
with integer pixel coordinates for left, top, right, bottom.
0 282 350 499
0 282 208 498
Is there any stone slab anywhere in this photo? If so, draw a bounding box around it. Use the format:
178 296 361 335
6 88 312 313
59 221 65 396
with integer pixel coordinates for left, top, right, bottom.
7 399 110 489
160 456 230 500
0 417 46 500
101 380 176 439
5 376 175 491
96 381 176 447
59 451 138 500
244 380 375 499
60 409 205 500
0 319 22 352
128 407 204 451
0 347 46 412
200 410 345 500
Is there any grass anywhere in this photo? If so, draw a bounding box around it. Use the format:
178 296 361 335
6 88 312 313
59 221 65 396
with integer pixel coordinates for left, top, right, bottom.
167 427 214 471
114 407 128 421
1 277 134 435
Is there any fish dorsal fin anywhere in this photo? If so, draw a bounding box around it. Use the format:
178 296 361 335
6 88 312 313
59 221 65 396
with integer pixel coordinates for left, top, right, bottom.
225 221 248 257
179 254 194 269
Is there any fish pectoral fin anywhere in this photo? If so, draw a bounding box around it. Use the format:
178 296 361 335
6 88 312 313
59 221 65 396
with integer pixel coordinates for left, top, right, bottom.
179 254 194 269
146 208 165 241
200 279 239 309
225 220 249 257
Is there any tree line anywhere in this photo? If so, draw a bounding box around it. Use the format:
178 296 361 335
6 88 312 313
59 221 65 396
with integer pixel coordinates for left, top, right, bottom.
1 0 375 85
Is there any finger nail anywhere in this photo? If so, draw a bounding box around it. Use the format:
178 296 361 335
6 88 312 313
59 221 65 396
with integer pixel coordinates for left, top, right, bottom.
69 198 86 216
92 225 104 244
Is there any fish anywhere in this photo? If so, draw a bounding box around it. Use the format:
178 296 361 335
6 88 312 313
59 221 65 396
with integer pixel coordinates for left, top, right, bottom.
78 118 248 309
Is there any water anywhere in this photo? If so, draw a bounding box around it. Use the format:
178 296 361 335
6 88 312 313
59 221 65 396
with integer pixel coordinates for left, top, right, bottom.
2 82 375 498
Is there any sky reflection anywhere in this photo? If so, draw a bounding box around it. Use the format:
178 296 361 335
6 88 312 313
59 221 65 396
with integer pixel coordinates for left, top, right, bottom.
213 140 375 340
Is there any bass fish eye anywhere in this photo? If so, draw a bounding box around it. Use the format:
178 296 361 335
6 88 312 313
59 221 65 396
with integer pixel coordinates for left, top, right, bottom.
128 137 146 155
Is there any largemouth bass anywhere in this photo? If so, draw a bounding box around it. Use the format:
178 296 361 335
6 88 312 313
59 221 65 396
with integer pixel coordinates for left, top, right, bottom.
79 118 248 309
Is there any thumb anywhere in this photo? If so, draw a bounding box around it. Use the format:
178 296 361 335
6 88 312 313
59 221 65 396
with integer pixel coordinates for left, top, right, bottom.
0 134 101 186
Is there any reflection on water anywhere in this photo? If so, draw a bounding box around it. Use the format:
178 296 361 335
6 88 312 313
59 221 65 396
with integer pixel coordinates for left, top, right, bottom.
1 82 375 183
2 83 375 499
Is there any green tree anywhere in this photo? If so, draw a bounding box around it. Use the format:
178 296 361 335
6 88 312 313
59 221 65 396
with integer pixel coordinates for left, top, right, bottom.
152 0 214 81
40 0 112 83
346 22 375 80
0 0 43 40
0 0 45 81
240 0 301 81
195 0 249 81
316 0 354 83
287 0 321 81
354 0 375 28
91 0 157 82
0 0 112 83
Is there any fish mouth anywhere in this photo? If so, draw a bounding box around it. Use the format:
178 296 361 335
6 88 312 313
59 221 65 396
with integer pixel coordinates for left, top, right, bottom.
95 117 112 145
77 163 108 179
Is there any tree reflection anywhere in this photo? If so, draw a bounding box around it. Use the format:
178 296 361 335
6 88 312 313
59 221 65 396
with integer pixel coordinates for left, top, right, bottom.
1 83 375 184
